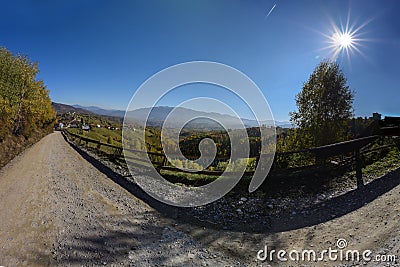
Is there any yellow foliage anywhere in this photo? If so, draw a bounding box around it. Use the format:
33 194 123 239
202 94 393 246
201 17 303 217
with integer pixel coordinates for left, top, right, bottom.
0 47 55 138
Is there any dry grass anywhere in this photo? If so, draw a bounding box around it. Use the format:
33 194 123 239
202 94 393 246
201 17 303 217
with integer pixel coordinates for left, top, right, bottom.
0 128 52 169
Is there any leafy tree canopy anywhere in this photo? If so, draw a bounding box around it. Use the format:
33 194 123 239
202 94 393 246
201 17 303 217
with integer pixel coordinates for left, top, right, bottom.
289 60 354 148
0 47 55 140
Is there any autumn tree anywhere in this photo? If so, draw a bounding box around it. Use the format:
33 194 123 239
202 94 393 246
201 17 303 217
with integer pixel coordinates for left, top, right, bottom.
0 47 55 140
289 60 354 148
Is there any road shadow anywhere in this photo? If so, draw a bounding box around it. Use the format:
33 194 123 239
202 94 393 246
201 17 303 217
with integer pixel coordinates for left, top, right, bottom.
268 167 400 232
61 132 183 219
35 211 221 266
62 133 400 234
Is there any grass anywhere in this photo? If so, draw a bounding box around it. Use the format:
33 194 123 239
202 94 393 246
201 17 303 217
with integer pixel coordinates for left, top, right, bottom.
362 147 400 182
160 170 217 186
65 127 160 169
160 147 400 198
66 128 122 156
0 128 52 169
160 169 254 189
65 126 400 196
326 146 400 192
67 127 122 146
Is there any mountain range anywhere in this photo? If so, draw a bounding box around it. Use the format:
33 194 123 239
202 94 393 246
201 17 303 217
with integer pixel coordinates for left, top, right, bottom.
73 104 125 118
52 103 292 129
52 102 94 115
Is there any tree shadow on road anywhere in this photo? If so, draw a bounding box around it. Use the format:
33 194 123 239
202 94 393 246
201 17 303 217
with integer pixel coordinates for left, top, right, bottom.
34 212 213 266
63 134 400 235
268 167 400 232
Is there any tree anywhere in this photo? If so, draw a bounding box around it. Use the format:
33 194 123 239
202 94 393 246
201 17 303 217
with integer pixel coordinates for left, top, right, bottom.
289 60 354 148
0 47 55 139
0 96 11 141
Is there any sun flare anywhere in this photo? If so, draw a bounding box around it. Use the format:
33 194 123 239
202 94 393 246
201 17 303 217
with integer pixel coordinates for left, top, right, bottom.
326 27 361 61
335 32 353 48
320 12 370 62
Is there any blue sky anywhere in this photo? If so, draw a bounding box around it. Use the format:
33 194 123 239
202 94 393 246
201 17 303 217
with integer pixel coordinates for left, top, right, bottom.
1 0 399 121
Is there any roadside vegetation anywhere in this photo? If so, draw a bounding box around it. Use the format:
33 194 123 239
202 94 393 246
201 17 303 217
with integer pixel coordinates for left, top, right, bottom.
68 127 122 147
0 47 55 168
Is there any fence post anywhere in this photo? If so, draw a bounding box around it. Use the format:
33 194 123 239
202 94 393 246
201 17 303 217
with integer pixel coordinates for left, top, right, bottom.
155 155 168 171
355 149 363 188
162 155 168 167
255 156 260 168
112 147 122 159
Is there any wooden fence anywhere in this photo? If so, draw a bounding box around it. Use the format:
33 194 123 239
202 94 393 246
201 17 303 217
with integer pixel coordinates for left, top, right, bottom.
62 128 400 189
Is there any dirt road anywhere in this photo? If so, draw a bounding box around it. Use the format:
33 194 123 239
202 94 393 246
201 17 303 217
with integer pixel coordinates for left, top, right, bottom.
0 132 399 266
0 132 241 266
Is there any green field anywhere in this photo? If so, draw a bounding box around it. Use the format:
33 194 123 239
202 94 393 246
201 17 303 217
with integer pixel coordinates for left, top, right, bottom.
68 127 123 146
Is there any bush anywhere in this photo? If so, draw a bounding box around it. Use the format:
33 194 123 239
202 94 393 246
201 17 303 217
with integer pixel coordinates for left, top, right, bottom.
215 158 257 172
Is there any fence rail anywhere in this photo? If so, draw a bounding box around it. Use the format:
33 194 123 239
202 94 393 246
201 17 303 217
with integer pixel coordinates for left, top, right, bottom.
62 128 400 188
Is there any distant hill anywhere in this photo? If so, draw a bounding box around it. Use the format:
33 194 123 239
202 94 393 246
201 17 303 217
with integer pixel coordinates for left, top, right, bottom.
73 104 125 117
69 104 292 129
52 102 94 115
125 106 292 129
125 106 243 129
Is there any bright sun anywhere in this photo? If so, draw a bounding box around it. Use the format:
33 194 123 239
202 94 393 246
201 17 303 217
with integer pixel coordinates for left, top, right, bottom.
320 14 370 62
326 28 360 61
336 32 353 48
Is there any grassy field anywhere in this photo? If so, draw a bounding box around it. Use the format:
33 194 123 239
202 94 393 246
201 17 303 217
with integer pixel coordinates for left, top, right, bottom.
67 127 122 145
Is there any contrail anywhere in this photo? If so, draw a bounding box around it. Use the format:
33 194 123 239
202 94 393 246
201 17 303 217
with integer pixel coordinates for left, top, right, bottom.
265 3 276 19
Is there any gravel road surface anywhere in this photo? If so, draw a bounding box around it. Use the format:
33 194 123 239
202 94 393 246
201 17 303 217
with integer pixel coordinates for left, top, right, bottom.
0 132 399 266
0 132 241 266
